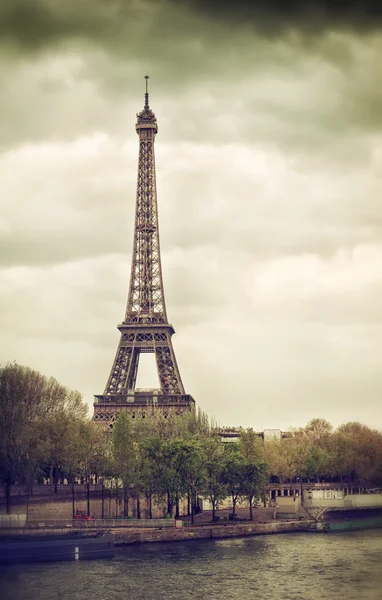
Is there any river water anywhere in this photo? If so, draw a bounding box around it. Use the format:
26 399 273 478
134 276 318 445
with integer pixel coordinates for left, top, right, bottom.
1 530 381 600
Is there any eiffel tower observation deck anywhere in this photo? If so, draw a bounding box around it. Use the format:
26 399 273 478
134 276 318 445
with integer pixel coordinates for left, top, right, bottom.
94 78 195 427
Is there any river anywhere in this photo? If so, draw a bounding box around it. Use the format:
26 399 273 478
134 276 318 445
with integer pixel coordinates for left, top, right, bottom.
1 530 381 600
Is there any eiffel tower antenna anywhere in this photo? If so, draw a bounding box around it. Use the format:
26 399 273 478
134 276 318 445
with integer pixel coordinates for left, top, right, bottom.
94 79 195 426
144 75 149 109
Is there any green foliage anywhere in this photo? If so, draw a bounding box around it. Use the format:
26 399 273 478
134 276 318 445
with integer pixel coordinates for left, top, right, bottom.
0 363 89 512
329 422 382 485
264 419 382 487
222 443 246 517
202 436 227 520
112 412 134 484
176 438 207 523
239 429 270 518
2 363 382 520
264 439 296 483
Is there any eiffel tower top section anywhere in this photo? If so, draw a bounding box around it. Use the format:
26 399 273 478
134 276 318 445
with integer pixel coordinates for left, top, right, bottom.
135 75 158 134
125 75 167 326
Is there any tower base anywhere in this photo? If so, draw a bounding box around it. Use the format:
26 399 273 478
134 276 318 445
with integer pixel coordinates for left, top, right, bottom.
93 391 195 427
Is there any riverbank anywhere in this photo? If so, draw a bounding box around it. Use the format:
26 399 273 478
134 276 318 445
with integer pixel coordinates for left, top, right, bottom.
114 519 316 545
114 516 382 545
2 512 382 547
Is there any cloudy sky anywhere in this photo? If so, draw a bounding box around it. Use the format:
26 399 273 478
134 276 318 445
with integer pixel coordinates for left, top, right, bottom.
1 0 382 431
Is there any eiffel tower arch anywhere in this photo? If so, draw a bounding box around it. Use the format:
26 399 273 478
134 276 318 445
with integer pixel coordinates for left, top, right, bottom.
94 78 195 427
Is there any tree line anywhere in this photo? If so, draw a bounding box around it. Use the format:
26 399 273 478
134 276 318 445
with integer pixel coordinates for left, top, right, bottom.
1 363 381 518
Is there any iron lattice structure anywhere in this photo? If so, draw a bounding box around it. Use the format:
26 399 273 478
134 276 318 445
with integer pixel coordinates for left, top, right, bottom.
94 79 194 426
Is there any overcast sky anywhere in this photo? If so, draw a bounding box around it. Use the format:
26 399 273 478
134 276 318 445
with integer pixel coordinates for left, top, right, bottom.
1 0 382 431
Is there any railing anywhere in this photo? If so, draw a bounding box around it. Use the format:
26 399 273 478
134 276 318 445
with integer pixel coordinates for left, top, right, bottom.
304 494 382 509
0 516 179 530
0 484 104 498
269 483 350 490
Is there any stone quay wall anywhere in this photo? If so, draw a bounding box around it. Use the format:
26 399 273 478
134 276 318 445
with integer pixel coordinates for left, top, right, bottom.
114 519 315 545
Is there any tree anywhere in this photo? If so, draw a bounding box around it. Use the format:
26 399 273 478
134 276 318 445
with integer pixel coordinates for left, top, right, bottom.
329 422 382 487
241 461 269 520
143 436 197 517
304 418 333 446
177 439 207 524
300 418 333 482
77 421 109 516
239 429 269 519
222 443 246 520
202 436 227 521
0 363 85 513
132 418 161 518
44 411 77 493
264 439 296 484
112 413 151 517
43 390 89 491
136 409 213 518
239 429 264 463
142 435 169 514
112 413 137 517
171 407 211 439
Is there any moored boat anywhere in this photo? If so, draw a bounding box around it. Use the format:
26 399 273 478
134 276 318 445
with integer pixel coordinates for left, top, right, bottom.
316 507 382 533
0 532 115 563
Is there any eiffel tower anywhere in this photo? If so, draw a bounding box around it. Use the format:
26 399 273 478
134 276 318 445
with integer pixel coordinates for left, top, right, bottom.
94 78 195 427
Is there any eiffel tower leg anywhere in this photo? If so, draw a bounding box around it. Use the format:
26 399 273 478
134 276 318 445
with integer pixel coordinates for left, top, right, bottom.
104 345 139 395
128 348 140 390
155 334 185 395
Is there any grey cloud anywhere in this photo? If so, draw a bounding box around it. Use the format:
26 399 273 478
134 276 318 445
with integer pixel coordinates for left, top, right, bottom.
0 0 204 60
173 0 382 32
302 284 382 325
172 318 382 429
2 32 381 160
0 229 129 267
2 131 381 269
1 0 382 155
158 148 382 260
1 0 381 58
0 0 129 51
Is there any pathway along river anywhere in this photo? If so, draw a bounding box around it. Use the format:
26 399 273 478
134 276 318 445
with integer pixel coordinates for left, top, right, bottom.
1 530 381 600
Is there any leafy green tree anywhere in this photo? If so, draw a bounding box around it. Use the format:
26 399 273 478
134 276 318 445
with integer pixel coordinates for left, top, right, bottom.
45 412 76 492
0 363 86 513
222 443 246 519
112 413 137 517
298 418 333 482
177 439 207 524
143 436 195 517
1 364 44 512
329 422 382 487
202 436 227 521
138 445 157 518
172 408 211 439
161 439 192 517
304 418 333 446
241 461 269 520
77 421 110 516
43 389 88 489
264 438 296 483
141 435 169 514
131 418 161 518
239 429 264 463
239 429 270 519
